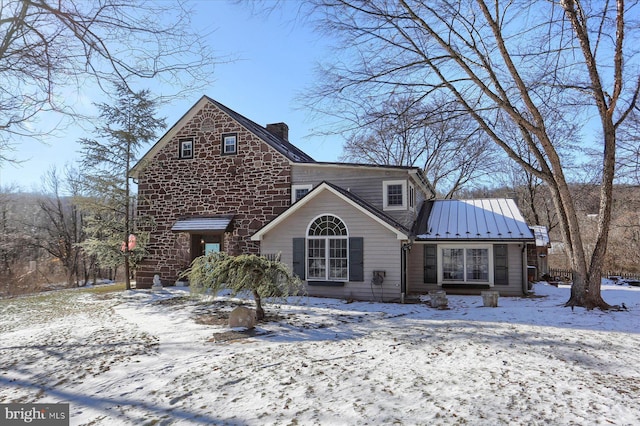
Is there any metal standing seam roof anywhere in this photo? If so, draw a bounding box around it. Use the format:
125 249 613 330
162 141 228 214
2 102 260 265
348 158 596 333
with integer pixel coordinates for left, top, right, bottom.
415 199 534 241
171 216 234 232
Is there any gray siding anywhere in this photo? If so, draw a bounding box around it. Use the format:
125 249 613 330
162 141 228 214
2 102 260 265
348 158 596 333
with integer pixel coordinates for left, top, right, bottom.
291 164 426 229
259 189 405 301
406 242 526 296
505 243 526 295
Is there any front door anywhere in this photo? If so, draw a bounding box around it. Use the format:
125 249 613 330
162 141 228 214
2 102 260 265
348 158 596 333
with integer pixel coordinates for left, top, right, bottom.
191 234 223 260
204 242 220 254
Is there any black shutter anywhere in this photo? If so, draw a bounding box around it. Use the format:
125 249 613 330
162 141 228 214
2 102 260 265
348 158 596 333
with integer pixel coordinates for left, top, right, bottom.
423 244 437 283
349 237 364 282
494 244 508 285
292 238 305 279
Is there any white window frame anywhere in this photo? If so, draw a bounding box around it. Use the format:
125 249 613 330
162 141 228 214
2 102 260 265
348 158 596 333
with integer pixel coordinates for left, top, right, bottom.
437 244 494 286
306 214 349 282
222 133 237 155
409 182 416 211
291 184 313 203
179 138 193 159
383 180 407 211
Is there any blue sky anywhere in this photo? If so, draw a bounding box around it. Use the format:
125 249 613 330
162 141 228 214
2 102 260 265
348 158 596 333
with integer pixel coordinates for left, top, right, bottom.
0 1 340 191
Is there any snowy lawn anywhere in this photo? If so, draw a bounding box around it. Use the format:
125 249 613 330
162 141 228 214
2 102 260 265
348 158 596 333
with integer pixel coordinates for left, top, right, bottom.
1 282 639 425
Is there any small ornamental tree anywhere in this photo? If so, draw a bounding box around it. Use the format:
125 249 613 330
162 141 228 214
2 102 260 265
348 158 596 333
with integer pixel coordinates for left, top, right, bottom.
184 253 304 321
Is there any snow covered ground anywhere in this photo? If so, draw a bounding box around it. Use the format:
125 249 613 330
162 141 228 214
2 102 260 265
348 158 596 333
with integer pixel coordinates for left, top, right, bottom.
1 282 639 425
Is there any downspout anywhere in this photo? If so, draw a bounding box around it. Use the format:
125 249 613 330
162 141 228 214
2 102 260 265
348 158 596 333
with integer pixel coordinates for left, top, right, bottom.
401 245 406 303
521 243 528 295
401 238 414 303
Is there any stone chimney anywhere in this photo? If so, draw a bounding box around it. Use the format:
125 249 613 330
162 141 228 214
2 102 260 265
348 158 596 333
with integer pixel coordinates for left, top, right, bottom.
266 122 289 142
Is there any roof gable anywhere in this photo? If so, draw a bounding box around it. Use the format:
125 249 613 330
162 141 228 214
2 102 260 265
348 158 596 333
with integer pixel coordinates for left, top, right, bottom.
204 96 314 163
251 181 411 241
130 96 314 178
415 199 534 241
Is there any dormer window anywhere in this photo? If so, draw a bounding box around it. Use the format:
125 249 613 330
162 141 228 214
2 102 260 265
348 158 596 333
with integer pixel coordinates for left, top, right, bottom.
179 138 193 159
383 180 407 210
222 133 237 155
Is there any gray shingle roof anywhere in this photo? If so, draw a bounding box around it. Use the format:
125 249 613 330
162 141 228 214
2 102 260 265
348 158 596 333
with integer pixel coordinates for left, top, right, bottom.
204 96 315 163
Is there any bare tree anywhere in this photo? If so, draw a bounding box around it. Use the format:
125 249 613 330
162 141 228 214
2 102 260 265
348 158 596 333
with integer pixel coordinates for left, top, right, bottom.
340 95 498 197
33 166 84 287
0 186 44 294
305 0 640 309
0 0 214 163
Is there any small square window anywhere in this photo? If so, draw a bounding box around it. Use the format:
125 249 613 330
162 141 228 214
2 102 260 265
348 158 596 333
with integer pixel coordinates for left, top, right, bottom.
222 133 237 155
292 184 313 203
383 180 407 210
179 138 193 159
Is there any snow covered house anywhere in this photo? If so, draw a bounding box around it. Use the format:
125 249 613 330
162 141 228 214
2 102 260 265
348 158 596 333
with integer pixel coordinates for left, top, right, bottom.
130 96 534 300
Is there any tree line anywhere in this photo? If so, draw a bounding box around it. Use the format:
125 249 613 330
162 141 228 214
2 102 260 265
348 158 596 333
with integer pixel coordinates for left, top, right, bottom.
0 86 163 296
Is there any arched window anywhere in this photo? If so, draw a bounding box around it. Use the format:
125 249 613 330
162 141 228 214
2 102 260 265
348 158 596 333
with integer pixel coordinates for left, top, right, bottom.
307 215 348 281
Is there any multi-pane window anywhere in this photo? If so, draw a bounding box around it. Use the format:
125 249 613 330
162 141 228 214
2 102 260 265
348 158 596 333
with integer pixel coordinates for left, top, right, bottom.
179 138 193 159
307 215 348 281
295 188 310 201
383 180 407 210
466 248 489 281
387 184 403 206
222 133 237 155
307 239 326 279
291 184 312 203
442 248 465 280
442 247 490 283
329 239 348 279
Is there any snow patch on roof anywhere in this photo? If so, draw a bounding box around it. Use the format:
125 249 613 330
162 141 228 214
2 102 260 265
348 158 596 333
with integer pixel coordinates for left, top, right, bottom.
531 225 550 247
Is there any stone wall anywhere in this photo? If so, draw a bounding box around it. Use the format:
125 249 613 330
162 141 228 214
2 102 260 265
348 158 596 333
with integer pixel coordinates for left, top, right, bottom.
135 101 291 288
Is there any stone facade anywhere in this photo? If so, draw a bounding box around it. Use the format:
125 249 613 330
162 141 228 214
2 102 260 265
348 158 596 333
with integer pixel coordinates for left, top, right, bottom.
135 101 291 288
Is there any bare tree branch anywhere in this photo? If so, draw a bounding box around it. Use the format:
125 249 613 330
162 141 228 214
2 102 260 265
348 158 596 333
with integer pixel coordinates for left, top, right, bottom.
0 0 217 162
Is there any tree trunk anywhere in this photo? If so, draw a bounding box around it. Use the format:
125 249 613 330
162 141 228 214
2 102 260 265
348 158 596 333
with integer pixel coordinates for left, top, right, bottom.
582 119 617 309
253 290 265 321
124 253 131 290
544 175 589 307
67 269 75 289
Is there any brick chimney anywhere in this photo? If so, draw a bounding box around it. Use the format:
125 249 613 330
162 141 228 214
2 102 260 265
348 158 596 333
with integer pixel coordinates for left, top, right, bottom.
266 122 289 142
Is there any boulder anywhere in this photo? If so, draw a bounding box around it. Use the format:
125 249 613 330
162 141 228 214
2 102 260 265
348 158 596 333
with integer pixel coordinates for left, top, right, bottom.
228 306 256 329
